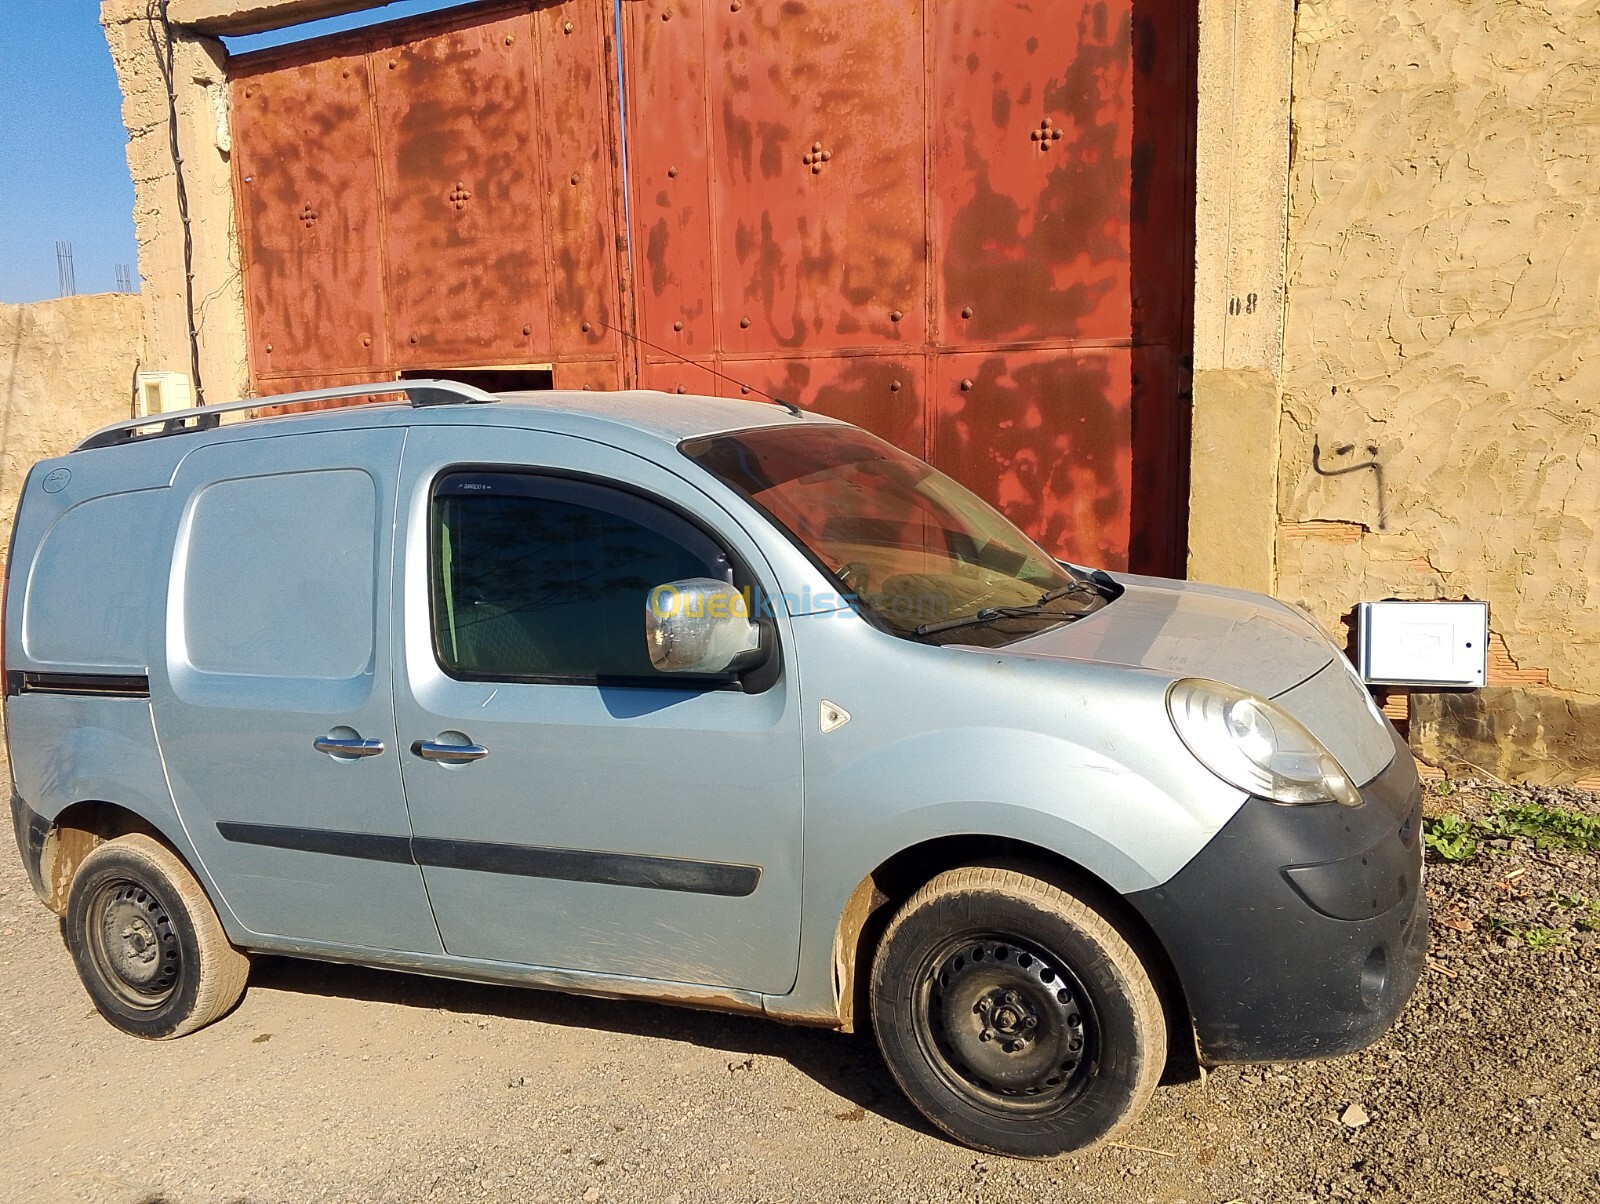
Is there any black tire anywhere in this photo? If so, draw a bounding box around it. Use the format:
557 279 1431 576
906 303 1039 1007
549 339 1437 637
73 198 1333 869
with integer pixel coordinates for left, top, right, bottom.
63 834 250 1039
870 866 1166 1158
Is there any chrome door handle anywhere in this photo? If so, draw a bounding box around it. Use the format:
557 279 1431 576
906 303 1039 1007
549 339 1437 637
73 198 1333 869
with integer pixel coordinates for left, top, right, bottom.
313 735 386 759
411 739 489 764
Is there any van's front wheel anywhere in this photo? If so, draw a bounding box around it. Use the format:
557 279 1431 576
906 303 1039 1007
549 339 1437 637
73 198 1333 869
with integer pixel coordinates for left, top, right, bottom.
870 866 1166 1158
64 834 250 1039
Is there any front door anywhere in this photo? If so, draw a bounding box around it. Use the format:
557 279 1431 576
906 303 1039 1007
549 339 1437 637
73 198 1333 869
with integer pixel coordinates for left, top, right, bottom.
153 429 442 953
392 425 804 994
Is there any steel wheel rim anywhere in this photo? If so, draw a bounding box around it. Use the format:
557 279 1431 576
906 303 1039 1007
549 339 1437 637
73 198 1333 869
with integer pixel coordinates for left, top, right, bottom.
85 876 182 1010
911 931 1100 1117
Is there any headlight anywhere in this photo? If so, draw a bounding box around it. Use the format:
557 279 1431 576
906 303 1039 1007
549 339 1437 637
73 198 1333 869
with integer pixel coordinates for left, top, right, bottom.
1167 678 1363 807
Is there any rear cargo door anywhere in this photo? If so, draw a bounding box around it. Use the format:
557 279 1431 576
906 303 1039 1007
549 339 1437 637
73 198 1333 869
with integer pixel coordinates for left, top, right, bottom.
152 429 442 953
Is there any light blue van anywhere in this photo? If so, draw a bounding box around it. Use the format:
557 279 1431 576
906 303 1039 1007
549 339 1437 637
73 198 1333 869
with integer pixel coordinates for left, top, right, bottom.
5 382 1425 1157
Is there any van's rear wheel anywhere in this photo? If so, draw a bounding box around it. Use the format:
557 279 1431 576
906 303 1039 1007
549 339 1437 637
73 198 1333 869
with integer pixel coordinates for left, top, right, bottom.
870 866 1165 1158
64 834 250 1039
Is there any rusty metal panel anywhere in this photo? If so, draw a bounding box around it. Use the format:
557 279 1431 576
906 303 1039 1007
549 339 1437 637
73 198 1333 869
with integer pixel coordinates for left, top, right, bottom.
932 349 1134 569
229 0 1193 575
641 352 924 449
252 370 395 394
232 47 390 383
371 10 552 369
533 0 626 367
639 357 721 397
723 355 925 449
552 358 625 391
620 0 1194 575
931 0 1136 346
251 373 407 414
624 0 718 361
708 0 927 355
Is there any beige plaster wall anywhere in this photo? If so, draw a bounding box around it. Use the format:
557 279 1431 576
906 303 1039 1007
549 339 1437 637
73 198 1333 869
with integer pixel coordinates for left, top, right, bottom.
1280 0 1600 778
0 296 146 571
101 0 250 407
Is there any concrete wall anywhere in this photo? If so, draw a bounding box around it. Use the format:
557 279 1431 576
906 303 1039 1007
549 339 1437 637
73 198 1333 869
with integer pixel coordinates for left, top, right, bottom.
101 0 249 407
169 0 401 35
1185 0 1295 596
1279 0 1600 782
0 295 146 572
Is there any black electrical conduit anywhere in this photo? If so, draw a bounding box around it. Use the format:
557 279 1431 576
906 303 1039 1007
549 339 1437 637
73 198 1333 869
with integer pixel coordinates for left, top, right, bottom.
147 0 207 406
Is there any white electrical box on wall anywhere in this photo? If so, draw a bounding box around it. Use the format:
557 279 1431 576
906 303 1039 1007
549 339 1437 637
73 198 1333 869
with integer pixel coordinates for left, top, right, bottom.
1356 600 1488 688
133 371 193 417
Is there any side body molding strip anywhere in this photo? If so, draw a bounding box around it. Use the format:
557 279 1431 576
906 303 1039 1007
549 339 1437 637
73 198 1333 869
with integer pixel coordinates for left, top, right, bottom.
216 822 762 898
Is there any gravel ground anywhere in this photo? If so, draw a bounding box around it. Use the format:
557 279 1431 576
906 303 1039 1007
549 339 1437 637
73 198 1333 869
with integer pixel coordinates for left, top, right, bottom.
2 777 1598 1204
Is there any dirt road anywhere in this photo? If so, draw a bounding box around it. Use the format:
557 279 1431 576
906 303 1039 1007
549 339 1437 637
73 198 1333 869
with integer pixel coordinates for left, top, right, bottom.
3 781 1599 1204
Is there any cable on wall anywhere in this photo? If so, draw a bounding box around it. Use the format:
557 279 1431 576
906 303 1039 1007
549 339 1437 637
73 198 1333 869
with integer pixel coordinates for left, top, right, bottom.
147 0 207 406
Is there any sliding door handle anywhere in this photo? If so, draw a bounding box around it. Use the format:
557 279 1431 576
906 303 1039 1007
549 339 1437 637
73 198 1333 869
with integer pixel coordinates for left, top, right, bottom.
313 734 386 759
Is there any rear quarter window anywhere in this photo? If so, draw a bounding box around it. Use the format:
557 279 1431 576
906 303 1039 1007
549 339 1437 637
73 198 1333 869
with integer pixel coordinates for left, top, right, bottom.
23 490 164 671
178 469 376 679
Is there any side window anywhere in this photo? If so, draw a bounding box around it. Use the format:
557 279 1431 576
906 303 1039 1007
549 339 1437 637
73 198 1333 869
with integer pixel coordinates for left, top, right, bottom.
432 472 736 682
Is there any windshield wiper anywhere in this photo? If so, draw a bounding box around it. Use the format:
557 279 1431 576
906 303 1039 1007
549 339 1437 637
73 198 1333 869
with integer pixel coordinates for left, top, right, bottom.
1036 581 1101 606
913 582 1100 638
914 607 1080 637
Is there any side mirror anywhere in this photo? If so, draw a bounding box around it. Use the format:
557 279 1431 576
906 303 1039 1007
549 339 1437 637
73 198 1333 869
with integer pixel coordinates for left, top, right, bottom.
644 578 766 675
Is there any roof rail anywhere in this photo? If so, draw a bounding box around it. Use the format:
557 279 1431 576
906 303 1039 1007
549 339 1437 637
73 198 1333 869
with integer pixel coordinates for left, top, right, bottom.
75 378 497 453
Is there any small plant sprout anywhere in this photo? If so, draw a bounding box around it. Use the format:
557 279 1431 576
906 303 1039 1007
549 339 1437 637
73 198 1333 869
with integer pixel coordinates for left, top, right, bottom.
1519 927 1567 953
1424 814 1479 863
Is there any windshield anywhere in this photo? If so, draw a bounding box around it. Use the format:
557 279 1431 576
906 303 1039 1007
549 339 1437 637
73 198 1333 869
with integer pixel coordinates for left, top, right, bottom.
681 424 1108 646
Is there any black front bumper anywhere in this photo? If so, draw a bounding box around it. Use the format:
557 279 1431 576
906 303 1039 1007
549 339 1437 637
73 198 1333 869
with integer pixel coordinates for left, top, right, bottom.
10 790 49 903
1128 731 1427 1064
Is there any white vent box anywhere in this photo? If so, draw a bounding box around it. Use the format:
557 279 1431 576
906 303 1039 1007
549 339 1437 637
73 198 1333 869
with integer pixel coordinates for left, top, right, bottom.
1356 600 1488 688
134 371 193 417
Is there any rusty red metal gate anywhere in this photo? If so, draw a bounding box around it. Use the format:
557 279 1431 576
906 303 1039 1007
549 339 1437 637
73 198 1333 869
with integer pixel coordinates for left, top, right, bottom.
232 0 628 395
231 0 1195 573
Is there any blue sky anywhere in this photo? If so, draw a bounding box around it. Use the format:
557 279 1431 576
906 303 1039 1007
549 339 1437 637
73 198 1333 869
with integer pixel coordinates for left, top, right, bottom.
0 1 138 302
0 0 469 305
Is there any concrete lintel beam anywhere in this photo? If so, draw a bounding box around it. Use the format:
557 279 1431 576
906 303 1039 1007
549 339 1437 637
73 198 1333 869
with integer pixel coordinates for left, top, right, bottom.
167 0 397 37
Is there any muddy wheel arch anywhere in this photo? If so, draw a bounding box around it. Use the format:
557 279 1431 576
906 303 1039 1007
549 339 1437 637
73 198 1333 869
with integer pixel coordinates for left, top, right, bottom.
824 834 1198 1082
38 801 178 914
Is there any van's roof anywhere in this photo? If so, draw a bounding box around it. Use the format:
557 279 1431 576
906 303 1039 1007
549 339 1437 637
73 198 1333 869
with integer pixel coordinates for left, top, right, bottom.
74 384 827 455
